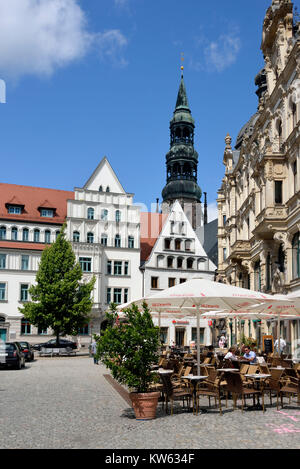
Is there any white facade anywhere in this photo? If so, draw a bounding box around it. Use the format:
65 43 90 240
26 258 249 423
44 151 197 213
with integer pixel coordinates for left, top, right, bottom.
141 200 216 347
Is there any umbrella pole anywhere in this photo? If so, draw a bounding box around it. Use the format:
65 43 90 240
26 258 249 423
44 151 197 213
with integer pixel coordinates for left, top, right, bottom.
197 306 200 376
158 310 161 355
277 314 280 357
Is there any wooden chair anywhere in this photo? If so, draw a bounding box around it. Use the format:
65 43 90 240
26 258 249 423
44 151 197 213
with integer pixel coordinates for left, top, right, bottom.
264 368 284 410
280 376 300 408
248 364 259 374
160 373 192 415
203 357 211 365
196 370 224 415
223 371 265 412
259 364 270 375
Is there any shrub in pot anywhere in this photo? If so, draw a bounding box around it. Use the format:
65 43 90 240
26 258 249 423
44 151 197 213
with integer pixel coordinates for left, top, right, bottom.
96 302 160 420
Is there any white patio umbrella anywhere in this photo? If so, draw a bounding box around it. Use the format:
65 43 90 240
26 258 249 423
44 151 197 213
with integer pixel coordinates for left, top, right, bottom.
118 279 292 374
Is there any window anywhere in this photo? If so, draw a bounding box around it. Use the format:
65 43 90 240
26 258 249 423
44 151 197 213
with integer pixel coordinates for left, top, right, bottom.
41 209 54 218
107 261 112 275
170 221 175 234
34 229 40 243
124 288 129 304
11 227 18 241
177 258 183 269
168 278 176 288
115 210 121 222
21 319 31 335
292 101 297 129
128 236 134 249
87 208 94 220
185 240 192 252
167 257 174 268
38 326 48 335
187 258 194 269
180 278 186 284
151 277 158 289
79 257 92 273
0 254 6 269
275 181 283 204
160 327 168 345
101 234 108 246
99 185 103 192
87 232 94 244
106 186 110 193
8 206 21 214
292 233 300 279
124 261 129 276
192 328 205 344
115 235 121 248
114 261 122 276
254 261 261 292
0 283 6 300
175 239 181 251
165 239 171 250
78 324 89 335
293 160 298 193
223 215 227 226
266 253 272 291
0 226 6 240
55 230 60 240
107 288 111 304
73 231 80 243
223 248 227 261
20 284 29 302
22 228 29 242
45 230 51 244
113 288 122 304
21 255 29 271
101 209 108 221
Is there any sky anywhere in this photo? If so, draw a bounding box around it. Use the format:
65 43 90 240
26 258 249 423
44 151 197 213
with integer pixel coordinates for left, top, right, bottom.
1 0 300 221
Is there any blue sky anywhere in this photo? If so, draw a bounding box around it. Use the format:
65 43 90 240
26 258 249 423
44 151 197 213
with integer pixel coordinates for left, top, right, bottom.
1 0 300 219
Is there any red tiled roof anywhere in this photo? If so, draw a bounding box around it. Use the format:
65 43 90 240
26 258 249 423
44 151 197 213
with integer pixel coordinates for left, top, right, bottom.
140 212 168 261
0 183 74 224
0 241 48 251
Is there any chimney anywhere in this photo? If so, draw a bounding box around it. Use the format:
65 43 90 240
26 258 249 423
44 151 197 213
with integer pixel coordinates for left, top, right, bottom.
204 192 208 225
156 198 159 213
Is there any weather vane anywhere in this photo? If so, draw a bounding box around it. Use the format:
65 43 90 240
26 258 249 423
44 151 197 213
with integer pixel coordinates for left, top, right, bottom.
181 52 184 76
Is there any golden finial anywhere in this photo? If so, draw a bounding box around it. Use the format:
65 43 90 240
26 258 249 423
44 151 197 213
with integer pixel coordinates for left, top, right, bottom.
180 52 184 76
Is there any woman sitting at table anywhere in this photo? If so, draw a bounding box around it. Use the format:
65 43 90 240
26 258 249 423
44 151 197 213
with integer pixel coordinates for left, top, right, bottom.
224 347 238 361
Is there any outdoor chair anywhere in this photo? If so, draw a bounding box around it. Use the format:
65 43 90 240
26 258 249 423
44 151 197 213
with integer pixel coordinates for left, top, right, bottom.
263 368 285 410
280 376 300 408
203 357 211 364
259 364 270 375
223 371 265 413
160 373 192 415
196 370 225 415
247 365 259 374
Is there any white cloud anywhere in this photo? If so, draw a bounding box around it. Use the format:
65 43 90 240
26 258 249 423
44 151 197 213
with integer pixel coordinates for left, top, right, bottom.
207 202 218 223
0 0 128 79
96 30 128 68
204 30 241 73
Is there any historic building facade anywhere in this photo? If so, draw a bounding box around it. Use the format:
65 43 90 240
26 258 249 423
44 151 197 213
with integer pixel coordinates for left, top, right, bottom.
140 200 216 347
217 0 300 353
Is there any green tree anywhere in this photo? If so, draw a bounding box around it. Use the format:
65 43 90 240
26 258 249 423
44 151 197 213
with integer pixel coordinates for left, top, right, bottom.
96 303 160 393
19 224 95 345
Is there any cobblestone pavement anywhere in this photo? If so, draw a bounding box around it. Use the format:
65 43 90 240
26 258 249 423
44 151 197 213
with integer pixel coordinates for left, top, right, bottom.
1 357 300 449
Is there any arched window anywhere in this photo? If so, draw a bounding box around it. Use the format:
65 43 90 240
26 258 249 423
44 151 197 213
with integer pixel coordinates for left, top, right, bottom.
11 227 18 241
0 226 6 240
292 102 297 130
22 228 29 242
87 232 94 244
185 240 192 252
177 257 183 269
0 316 5 322
175 239 181 251
292 233 300 279
34 229 40 243
115 210 121 222
157 255 164 268
45 230 51 244
115 234 121 248
99 185 103 192
73 231 80 243
167 257 174 268
55 230 60 240
106 186 110 193
101 209 108 221
87 208 94 220
101 234 108 246
128 236 134 249
187 258 194 269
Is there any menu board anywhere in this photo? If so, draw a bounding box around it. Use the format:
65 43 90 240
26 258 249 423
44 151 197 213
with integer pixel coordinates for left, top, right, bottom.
263 335 274 354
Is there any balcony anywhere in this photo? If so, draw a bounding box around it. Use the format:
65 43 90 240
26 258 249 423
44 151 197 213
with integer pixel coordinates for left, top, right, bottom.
254 206 288 239
229 240 251 261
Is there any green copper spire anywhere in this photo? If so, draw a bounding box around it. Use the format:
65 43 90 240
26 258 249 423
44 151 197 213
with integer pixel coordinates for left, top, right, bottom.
175 75 189 110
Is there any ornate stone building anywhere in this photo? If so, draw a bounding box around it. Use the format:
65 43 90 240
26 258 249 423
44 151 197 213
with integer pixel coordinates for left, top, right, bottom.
217 0 300 353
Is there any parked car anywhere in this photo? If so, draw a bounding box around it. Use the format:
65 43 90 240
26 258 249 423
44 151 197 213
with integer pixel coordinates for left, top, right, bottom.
32 338 77 351
18 341 35 361
0 342 25 369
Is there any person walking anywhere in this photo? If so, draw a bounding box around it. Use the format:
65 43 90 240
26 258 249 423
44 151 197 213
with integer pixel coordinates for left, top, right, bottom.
91 340 98 365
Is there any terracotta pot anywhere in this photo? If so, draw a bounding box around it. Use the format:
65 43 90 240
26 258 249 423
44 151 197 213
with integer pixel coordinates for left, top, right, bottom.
129 391 160 420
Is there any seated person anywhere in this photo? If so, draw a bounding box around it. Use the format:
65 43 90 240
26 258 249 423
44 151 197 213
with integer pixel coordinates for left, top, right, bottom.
206 345 215 358
224 347 238 361
243 346 257 364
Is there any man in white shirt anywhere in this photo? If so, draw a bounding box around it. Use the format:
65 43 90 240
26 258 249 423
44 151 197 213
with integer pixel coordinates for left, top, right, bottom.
274 338 286 354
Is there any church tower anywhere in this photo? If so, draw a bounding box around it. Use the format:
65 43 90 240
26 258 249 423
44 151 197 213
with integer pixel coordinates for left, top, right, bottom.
161 71 203 231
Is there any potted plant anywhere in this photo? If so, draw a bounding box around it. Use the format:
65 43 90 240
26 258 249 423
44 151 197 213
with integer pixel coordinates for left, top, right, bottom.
96 302 160 420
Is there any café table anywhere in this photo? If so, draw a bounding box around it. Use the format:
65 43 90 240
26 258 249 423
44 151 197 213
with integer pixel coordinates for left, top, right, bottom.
185 375 208 414
244 374 271 411
217 368 239 373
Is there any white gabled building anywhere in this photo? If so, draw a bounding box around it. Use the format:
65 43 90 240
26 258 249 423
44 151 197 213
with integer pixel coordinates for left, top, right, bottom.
140 200 217 347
